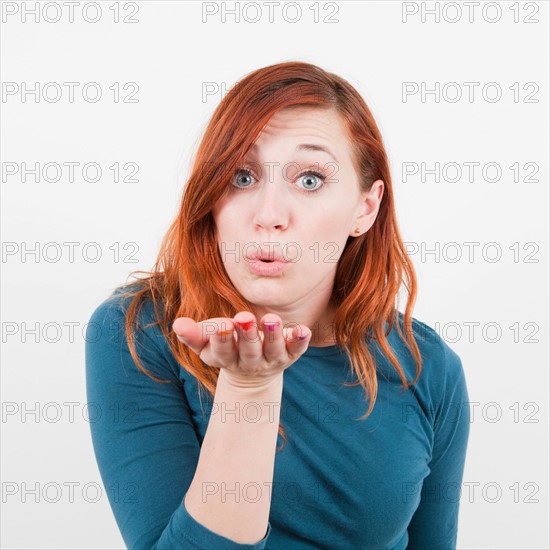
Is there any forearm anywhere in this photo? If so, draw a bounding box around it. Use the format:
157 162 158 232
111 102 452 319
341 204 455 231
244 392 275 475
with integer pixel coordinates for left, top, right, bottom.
184 369 283 544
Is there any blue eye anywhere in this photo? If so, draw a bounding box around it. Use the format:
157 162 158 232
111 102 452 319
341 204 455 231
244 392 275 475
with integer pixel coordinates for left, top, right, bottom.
231 167 256 190
231 166 327 195
297 171 326 193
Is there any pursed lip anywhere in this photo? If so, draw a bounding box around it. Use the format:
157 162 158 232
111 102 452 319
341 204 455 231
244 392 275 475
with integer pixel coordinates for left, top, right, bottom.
245 249 289 263
246 258 290 276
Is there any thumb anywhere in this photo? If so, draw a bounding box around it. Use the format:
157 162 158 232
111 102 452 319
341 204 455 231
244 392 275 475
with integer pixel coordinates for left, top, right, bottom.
173 317 234 355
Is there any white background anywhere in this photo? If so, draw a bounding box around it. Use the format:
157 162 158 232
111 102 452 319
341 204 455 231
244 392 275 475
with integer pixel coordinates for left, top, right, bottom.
1 0 548 548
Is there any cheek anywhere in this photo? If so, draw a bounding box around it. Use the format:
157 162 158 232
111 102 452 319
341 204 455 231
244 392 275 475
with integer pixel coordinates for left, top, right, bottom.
213 205 238 238
306 229 350 265
215 200 246 230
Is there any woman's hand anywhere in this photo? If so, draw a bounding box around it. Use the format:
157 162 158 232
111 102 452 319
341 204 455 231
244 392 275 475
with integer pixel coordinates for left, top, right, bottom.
172 312 311 391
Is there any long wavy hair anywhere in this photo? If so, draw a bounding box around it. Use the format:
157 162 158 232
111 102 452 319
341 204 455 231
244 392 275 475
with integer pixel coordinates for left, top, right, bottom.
113 61 422 451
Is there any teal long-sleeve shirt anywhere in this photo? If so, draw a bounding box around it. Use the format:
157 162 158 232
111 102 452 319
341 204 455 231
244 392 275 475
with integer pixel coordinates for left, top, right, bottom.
85 289 470 549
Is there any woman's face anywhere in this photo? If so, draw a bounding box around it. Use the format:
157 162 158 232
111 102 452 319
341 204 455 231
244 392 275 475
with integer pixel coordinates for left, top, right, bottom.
212 105 384 317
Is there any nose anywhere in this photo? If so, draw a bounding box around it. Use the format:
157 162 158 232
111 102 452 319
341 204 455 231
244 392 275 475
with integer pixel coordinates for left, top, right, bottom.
252 173 289 232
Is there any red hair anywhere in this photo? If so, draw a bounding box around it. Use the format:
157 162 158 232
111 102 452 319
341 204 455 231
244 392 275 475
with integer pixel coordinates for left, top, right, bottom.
114 61 422 451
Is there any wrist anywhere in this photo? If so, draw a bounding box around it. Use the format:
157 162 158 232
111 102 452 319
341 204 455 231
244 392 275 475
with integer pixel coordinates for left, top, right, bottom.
216 368 284 399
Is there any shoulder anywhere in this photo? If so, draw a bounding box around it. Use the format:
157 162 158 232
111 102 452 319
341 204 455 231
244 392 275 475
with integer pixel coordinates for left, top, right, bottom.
87 284 146 341
86 284 180 381
87 285 127 329
374 313 469 431
408 315 464 382
87 283 165 333
383 312 467 400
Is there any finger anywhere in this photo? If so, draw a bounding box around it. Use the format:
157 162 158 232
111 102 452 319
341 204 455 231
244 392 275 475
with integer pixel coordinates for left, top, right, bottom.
284 325 311 356
173 317 233 356
260 316 285 360
172 317 204 355
209 320 238 364
233 312 263 366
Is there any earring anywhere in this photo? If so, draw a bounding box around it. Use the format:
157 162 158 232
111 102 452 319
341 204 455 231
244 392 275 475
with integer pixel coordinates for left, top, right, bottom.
354 228 361 234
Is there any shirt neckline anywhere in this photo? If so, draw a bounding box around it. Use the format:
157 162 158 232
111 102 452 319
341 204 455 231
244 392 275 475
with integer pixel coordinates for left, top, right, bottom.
302 344 344 357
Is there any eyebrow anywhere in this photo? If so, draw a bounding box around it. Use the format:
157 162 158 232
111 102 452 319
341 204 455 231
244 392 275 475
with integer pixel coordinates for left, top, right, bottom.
249 143 338 163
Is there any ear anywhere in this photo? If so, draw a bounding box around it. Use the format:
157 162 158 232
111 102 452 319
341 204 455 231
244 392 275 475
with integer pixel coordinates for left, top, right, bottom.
349 179 384 237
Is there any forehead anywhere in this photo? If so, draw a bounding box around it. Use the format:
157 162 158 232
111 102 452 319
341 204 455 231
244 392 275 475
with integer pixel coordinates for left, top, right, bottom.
251 106 349 157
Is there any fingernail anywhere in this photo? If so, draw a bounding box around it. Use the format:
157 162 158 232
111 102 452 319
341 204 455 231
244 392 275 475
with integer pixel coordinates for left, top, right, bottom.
297 334 309 341
235 320 255 331
262 321 280 332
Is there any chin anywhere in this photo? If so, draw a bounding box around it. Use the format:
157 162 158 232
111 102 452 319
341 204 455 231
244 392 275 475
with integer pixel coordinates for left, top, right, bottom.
241 288 288 307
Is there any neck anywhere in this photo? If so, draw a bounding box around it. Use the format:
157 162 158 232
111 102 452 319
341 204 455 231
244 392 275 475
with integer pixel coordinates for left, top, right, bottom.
253 302 337 348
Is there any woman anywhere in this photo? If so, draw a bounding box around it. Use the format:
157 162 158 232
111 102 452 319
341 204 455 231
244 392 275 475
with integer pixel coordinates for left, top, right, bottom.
86 61 470 549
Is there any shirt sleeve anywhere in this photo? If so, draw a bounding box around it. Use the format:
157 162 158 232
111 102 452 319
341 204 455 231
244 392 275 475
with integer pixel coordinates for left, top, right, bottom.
406 338 471 550
85 294 272 550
